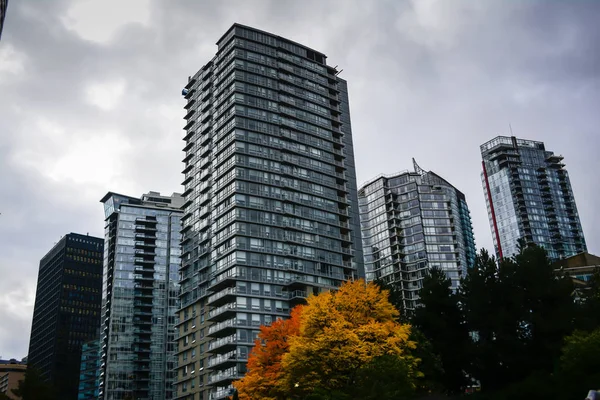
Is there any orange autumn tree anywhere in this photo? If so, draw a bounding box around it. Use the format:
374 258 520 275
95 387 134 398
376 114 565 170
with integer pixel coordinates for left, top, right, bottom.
234 279 419 399
233 306 303 400
281 279 419 396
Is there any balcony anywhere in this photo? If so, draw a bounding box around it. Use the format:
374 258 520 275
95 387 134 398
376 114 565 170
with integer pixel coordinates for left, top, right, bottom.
207 287 237 306
133 274 153 282
135 233 156 240
134 283 154 291
134 248 156 256
133 291 154 298
134 258 154 266
207 302 239 322
208 371 242 385
207 318 241 336
210 387 237 400
135 225 158 234
208 350 246 369
287 290 307 301
208 334 238 352
184 108 196 120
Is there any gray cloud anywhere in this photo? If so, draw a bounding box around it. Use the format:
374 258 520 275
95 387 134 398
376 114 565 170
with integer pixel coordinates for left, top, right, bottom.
0 0 598 358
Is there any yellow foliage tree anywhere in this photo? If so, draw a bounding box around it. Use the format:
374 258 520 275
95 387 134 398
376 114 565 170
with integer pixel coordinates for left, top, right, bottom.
280 279 418 395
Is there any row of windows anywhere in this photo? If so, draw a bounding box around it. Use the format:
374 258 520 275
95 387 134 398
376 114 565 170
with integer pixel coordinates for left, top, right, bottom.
64 268 101 278
67 255 102 265
66 247 102 258
63 283 99 293
60 306 98 316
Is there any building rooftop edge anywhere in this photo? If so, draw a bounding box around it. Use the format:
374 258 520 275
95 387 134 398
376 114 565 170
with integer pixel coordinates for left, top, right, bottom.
216 23 329 61
480 135 545 153
39 233 103 265
99 191 138 204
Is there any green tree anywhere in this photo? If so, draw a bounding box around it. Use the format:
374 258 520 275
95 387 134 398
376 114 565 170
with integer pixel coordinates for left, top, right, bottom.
302 355 416 400
373 278 409 323
407 328 444 396
352 354 416 400
460 246 575 392
374 277 451 395
509 246 575 377
413 268 470 395
555 328 600 398
575 267 600 331
11 368 56 400
459 249 505 391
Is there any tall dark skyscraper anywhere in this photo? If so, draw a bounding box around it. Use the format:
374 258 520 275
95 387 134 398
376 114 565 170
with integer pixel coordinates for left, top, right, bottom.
99 191 183 400
359 160 476 310
481 136 587 261
28 233 104 400
0 0 8 40
177 24 363 400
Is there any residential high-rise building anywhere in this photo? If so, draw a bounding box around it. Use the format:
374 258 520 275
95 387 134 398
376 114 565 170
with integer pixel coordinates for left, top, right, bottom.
481 136 586 261
28 233 104 400
99 191 183 400
358 160 476 310
0 0 8 40
178 23 363 400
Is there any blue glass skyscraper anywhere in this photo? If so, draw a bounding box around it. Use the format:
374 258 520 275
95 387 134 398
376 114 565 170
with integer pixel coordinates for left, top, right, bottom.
481 136 586 261
99 191 183 400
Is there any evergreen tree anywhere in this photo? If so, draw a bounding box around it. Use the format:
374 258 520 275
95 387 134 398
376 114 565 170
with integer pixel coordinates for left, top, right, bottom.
413 268 470 394
460 246 575 392
11 368 56 400
575 267 600 331
372 279 444 394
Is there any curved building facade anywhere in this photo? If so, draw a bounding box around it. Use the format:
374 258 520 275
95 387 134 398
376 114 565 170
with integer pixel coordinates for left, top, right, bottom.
359 160 476 311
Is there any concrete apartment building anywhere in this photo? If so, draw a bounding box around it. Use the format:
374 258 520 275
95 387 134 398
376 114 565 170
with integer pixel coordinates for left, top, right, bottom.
177 24 364 400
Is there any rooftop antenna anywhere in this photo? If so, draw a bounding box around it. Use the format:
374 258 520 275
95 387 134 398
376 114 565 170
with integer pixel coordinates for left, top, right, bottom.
509 123 514 137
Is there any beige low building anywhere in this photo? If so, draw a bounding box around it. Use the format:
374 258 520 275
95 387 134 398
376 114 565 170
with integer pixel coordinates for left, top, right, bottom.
553 252 600 300
0 360 26 400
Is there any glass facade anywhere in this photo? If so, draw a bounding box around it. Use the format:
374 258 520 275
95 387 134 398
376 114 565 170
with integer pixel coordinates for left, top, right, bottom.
481 136 586 261
0 0 7 40
99 192 183 400
78 338 101 400
359 160 476 311
177 24 363 400
28 233 104 400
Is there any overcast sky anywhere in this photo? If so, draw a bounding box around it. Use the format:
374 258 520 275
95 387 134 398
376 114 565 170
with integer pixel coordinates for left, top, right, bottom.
1 0 599 359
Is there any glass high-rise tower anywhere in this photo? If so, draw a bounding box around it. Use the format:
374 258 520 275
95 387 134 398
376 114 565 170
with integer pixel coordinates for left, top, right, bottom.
481 136 586 261
358 160 476 311
177 24 363 400
99 191 183 400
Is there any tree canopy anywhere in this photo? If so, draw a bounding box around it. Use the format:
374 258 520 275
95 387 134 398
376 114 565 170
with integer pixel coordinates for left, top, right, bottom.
234 280 419 399
233 306 302 400
10 368 56 400
235 244 600 400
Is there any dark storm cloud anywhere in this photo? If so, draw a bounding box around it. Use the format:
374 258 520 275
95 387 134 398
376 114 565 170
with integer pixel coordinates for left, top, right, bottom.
0 0 598 358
